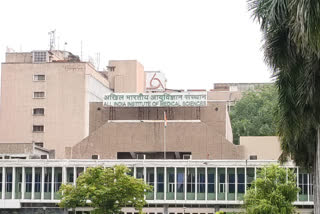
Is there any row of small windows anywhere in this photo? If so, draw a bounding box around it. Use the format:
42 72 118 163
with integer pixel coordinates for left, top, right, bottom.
0 167 313 202
32 73 45 148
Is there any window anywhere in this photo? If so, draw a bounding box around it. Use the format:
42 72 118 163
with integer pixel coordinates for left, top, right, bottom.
35 170 41 192
41 155 48 159
91 155 99 159
33 92 45 98
6 169 12 192
26 172 32 192
299 173 308 195
35 142 44 147
147 168 154 187
33 125 44 132
237 168 245 193
33 74 45 81
208 168 215 193
44 168 52 192
157 168 164 193
187 168 195 193
176 168 184 193
33 108 44 116
249 155 258 160
33 51 48 63
197 168 205 193
228 171 235 193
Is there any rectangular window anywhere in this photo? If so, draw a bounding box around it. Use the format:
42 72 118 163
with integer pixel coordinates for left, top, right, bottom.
44 168 52 192
41 155 48 159
33 125 44 132
33 92 45 98
26 172 32 192
176 168 184 193
33 74 45 81
219 173 225 193
147 168 154 189
187 168 195 193
197 168 205 193
157 168 164 193
35 142 44 147
33 108 44 116
35 169 41 192
6 169 12 192
208 168 215 193
237 168 245 193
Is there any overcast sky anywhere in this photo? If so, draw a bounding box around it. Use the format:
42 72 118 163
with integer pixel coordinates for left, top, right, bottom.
0 0 272 90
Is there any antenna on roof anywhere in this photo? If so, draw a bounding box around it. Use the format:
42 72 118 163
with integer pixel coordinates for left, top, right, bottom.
48 30 56 50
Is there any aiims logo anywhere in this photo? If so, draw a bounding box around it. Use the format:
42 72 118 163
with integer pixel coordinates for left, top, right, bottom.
146 72 166 92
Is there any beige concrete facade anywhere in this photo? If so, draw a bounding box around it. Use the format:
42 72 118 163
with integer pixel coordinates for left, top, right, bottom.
69 102 245 159
240 136 281 160
0 51 110 158
106 60 145 93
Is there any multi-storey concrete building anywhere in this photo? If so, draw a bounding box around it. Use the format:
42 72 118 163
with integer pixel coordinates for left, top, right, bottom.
0 50 111 158
0 49 314 213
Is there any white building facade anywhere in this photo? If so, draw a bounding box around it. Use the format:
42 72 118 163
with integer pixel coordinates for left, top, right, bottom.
0 160 313 214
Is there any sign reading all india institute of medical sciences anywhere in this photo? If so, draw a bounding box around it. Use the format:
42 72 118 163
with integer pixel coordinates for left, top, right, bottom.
103 92 207 107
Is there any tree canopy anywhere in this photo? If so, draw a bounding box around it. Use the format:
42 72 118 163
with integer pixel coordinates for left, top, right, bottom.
248 1 320 211
248 0 320 169
59 165 152 214
230 85 278 145
244 164 299 214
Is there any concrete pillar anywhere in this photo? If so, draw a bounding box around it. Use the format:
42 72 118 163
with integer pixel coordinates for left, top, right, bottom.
62 167 67 184
195 167 197 200
22 167 25 200
144 167 146 200
184 167 187 201
205 167 208 201
73 167 77 186
51 167 55 200
2 167 5 199
235 167 237 201
225 167 227 200
164 204 169 214
12 167 15 199
31 167 35 200
154 167 157 200
174 167 177 200
164 167 167 201
41 167 45 200
215 168 218 201
244 167 247 194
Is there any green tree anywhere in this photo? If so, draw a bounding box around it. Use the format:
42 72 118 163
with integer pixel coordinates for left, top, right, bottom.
59 165 152 214
249 0 320 212
244 165 299 214
230 85 278 145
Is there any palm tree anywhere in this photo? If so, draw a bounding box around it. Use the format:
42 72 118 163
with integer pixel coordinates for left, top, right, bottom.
248 0 320 212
